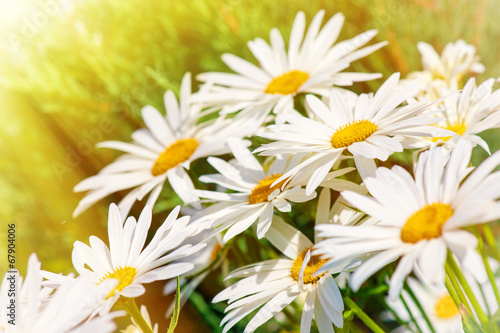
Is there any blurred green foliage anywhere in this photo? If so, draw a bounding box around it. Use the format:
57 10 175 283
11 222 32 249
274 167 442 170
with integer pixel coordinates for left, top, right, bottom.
2 0 500 117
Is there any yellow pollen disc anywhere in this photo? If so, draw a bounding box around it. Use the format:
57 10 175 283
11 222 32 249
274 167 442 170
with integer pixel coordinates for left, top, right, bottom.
264 70 309 95
249 174 286 204
330 120 378 148
432 124 467 142
291 247 327 285
435 294 459 319
401 203 454 244
151 138 199 176
100 266 137 298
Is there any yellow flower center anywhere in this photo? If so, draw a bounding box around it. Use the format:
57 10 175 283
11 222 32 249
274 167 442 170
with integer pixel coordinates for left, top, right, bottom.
435 294 459 319
151 138 199 176
331 120 378 148
401 203 454 243
431 124 467 142
248 174 287 204
432 72 446 81
265 70 309 95
100 266 137 298
291 247 327 285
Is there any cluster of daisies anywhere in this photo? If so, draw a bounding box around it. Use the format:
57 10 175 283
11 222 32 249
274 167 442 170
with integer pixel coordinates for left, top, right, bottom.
4 9 500 333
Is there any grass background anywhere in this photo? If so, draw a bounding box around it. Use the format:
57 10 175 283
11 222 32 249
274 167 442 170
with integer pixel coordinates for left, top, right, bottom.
1 0 500 331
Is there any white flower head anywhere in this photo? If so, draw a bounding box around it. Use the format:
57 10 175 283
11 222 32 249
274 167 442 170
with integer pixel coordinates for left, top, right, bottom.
214 205 359 333
193 10 387 123
315 139 500 300
411 40 484 86
386 278 462 333
193 138 355 242
72 203 206 312
403 77 500 153
403 40 484 100
257 73 453 194
73 72 261 218
1 254 122 333
388 260 499 333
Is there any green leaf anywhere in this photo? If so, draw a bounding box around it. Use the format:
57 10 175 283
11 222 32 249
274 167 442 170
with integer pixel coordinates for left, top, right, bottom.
167 277 181 333
486 307 500 332
461 304 485 333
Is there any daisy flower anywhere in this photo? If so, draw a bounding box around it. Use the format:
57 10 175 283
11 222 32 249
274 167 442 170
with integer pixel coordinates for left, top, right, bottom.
408 40 484 91
0 254 122 333
388 263 500 333
214 189 361 333
314 139 500 300
386 278 462 333
193 10 386 122
193 138 354 241
403 77 500 153
72 203 206 312
256 73 453 194
73 72 261 218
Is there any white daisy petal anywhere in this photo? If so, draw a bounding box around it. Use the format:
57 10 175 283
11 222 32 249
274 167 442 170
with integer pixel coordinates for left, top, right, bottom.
266 216 313 259
415 239 446 287
222 53 271 83
314 296 338 331
350 245 411 292
318 276 344 312
243 289 299 333
388 247 421 301
223 206 266 242
300 290 316 333
141 105 175 146
256 203 274 239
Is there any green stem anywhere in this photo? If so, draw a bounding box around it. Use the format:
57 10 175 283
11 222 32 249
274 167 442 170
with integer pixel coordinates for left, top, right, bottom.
378 294 410 331
475 227 500 308
482 224 500 262
444 274 461 308
404 282 436 333
445 262 473 314
121 297 154 333
344 296 385 333
399 293 421 333
446 252 489 326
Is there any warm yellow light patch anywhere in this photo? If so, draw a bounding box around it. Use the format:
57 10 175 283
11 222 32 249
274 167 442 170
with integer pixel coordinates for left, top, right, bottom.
431 124 466 142
291 247 327 285
265 70 309 95
435 294 459 319
401 203 453 243
100 266 137 298
151 138 198 176
249 174 287 204
331 120 378 148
